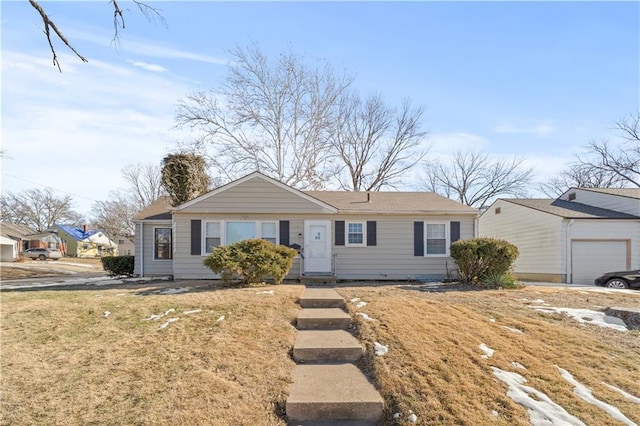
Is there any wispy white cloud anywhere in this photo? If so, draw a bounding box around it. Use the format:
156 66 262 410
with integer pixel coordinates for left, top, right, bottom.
129 60 168 72
1 51 194 215
426 132 489 155
493 122 556 136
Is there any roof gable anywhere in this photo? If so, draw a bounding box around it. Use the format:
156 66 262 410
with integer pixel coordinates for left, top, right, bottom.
570 187 640 200
133 196 172 221
174 172 337 214
56 224 100 241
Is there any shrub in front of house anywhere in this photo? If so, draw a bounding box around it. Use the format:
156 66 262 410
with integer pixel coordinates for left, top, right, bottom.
101 255 135 277
450 238 519 285
203 239 298 286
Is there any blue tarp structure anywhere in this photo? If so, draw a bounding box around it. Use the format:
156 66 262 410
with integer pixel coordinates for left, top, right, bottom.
56 224 100 241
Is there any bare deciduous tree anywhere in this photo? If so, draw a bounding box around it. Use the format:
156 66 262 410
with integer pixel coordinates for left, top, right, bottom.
28 0 163 72
420 149 534 209
90 190 138 240
0 188 84 231
330 94 427 191
122 163 165 210
575 113 640 188
176 45 353 189
538 163 627 197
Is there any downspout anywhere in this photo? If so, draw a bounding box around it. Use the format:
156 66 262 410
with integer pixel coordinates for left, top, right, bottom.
565 219 574 283
140 222 144 277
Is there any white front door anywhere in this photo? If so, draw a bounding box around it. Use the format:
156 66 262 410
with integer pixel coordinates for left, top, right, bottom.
304 220 332 273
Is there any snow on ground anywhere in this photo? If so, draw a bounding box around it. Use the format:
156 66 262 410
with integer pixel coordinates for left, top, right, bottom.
356 312 374 321
511 361 527 370
355 301 367 309
256 290 274 295
158 317 179 330
156 287 190 295
349 298 360 303
479 343 495 359
183 309 202 315
491 367 586 425
374 342 388 356
502 326 524 334
557 367 637 426
533 306 628 332
602 383 640 404
216 315 225 322
580 287 640 296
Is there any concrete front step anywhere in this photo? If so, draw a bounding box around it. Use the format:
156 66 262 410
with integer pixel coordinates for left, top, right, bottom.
293 330 364 362
300 275 337 286
300 288 345 309
297 308 351 330
286 363 383 423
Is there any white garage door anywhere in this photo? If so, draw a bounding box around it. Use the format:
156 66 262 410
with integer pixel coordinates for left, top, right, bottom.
571 240 628 284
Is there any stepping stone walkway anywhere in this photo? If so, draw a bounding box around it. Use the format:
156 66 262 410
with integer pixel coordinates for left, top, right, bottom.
286 288 383 425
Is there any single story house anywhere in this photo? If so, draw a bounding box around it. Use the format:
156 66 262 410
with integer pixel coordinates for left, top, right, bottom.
56 224 118 257
133 172 479 281
479 187 640 284
1 222 65 255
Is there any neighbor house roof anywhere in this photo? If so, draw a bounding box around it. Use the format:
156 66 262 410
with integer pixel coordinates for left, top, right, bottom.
133 196 172 220
0 222 35 239
574 187 640 199
56 224 100 241
503 198 640 219
305 191 478 214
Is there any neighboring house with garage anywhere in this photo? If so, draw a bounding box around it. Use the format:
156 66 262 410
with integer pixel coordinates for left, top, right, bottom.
479 188 640 284
56 224 118 257
133 172 478 280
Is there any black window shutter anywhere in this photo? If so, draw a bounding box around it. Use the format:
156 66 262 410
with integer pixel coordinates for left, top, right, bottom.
450 221 461 243
190 220 201 255
335 221 345 246
279 220 289 246
366 221 377 246
414 221 424 256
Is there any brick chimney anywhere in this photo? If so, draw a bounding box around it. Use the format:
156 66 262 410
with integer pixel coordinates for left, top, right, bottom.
83 224 89 233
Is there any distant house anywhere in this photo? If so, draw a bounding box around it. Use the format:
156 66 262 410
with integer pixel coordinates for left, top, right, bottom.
56 224 118 257
133 172 479 280
116 236 135 256
0 222 64 257
479 188 640 284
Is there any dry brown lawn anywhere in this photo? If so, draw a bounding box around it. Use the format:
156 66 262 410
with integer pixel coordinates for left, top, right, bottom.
1 257 104 281
2 281 639 425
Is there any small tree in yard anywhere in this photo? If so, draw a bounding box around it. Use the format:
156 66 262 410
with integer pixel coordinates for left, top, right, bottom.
450 238 519 286
203 239 297 286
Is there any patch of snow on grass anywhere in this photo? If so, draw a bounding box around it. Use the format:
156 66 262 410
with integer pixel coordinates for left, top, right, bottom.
158 317 179 330
602 383 640 404
407 413 418 423
349 298 360 303
502 326 523 333
491 367 586 425
534 307 628 332
164 308 175 316
393 412 402 419
216 315 225 322
356 312 374 321
142 314 162 321
558 368 637 426
479 343 495 359
256 290 274 295
374 342 388 356
355 301 367 309
183 309 202 315
489 318 496 322
511 361 527 370
491 410 499 417
102 311 110 318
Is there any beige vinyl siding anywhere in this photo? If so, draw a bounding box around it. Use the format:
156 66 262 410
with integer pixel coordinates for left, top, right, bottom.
134 221 174 276
562 189 640 216
479 200 565 278
178 178 333 214
172 212 475 280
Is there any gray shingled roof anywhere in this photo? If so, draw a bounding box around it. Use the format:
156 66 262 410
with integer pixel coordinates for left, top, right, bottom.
577 187 640 199
505 199 639 219
304 191 478 214
133 196 172 220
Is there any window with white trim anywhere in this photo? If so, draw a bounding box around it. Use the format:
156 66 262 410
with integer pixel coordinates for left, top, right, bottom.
346 221 365 246
203 220 278 254
425 223 447 255
154 228 172 260
261 222 277 244
204 221 221 254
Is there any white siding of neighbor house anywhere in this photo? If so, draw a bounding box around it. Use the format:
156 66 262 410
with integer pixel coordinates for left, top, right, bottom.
479 200 565 276
561 189 640 216
177 178 333 214
133 221 174 277
172 213 476 280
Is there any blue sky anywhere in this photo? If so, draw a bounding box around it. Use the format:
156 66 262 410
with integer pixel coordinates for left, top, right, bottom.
2 1 638 216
